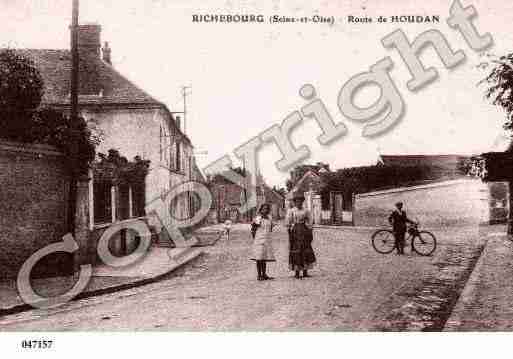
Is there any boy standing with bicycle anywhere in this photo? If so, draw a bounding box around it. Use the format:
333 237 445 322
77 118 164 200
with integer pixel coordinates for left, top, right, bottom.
388 202 416 255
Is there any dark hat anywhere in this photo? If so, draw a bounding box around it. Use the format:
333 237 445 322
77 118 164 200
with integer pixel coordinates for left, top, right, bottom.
395 201 403 207
258 203 271 213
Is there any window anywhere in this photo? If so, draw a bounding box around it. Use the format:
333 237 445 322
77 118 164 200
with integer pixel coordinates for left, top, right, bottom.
118 184 130 220
175 142 181 172
94 181 112 224
92 180 146 225
132 183 146 218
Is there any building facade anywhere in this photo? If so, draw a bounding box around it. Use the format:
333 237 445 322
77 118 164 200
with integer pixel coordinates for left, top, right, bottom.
19 23 198 255
209 173 285 223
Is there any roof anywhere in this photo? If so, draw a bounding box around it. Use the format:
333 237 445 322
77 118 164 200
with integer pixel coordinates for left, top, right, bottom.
286 170 324 199
213 182 283 205
262 185 284 203
16 49 160 106
379 154 470 167
13 49 192 145
290 163 330 183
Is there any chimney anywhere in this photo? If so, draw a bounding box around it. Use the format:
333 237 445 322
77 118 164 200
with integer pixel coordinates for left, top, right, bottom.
102 41 111 64
175 116 181 131
75 23 101 58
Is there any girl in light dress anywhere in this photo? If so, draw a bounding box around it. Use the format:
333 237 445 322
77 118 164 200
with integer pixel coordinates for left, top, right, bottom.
250 203 276 281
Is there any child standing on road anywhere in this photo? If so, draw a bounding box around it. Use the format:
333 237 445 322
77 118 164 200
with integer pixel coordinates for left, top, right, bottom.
250 203 276 281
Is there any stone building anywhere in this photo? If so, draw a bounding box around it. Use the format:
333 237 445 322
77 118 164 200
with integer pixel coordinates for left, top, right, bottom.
209 173 285 223
286 167 349 225
14 23 199 262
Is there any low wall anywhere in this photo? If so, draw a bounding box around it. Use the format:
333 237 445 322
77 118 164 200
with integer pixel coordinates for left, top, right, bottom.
0 140 72 279
353 179 490 228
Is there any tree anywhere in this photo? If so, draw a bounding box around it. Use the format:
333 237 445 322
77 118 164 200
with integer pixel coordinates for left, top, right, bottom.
480 52 513 233
0 49 44 141
31 108 100 176
0 50 98 175
480 53 513 138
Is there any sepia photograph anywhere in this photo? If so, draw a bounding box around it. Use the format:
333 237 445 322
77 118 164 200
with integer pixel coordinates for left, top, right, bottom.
1 0 513 356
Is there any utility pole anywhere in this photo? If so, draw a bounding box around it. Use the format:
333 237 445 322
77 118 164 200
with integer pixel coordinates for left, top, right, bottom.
71 0 79 122
68 0 80 235
181 86 191 134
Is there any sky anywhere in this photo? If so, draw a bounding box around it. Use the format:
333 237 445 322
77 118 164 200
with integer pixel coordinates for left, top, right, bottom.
2 0 513 186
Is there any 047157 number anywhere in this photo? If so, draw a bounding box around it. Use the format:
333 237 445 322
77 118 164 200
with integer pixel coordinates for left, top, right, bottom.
21 339 53 349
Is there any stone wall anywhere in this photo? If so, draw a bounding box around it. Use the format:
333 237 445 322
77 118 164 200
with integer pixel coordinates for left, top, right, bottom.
353 179 490 228
0 140 72 279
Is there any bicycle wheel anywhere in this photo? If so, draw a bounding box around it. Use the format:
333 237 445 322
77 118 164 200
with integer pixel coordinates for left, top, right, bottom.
412 231 437 256
371 229 396 254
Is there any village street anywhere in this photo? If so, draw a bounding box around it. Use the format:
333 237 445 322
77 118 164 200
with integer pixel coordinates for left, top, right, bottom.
0 225 486 331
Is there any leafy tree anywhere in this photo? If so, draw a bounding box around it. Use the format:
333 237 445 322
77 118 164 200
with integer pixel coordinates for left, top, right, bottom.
0 49 44 141
31 108 100 175
480 52 513 232
0 50 99 175
480 53 513 141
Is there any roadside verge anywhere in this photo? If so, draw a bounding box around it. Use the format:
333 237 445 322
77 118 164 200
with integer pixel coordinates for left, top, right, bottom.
0 246 203 318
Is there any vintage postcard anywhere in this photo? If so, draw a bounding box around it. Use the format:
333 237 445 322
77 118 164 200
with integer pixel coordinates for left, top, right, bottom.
1 0 513 356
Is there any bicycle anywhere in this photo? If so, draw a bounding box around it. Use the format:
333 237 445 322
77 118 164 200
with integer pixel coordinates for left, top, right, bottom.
371 222 437 256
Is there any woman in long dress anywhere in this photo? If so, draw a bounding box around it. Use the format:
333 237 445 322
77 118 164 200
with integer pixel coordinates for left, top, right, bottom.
286 193 316 279
250 203 276 281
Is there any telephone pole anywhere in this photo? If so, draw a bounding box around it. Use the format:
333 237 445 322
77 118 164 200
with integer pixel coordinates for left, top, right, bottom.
181 86 191 134
71 0 79 122
68 0 80 235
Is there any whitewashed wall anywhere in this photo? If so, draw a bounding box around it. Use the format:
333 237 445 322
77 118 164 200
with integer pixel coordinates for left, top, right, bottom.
353 179 490 228
83 107 194 227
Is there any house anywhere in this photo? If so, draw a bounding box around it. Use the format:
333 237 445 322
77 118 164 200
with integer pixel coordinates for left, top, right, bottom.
209 172 285 223
286 167 350 225
17 23 198 256
288 162 331 185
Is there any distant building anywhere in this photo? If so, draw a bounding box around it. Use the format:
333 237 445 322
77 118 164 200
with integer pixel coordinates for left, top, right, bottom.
209 172 285 223
286 169 349 225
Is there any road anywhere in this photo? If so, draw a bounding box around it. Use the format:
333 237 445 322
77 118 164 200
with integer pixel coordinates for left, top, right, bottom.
0 225 485 331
